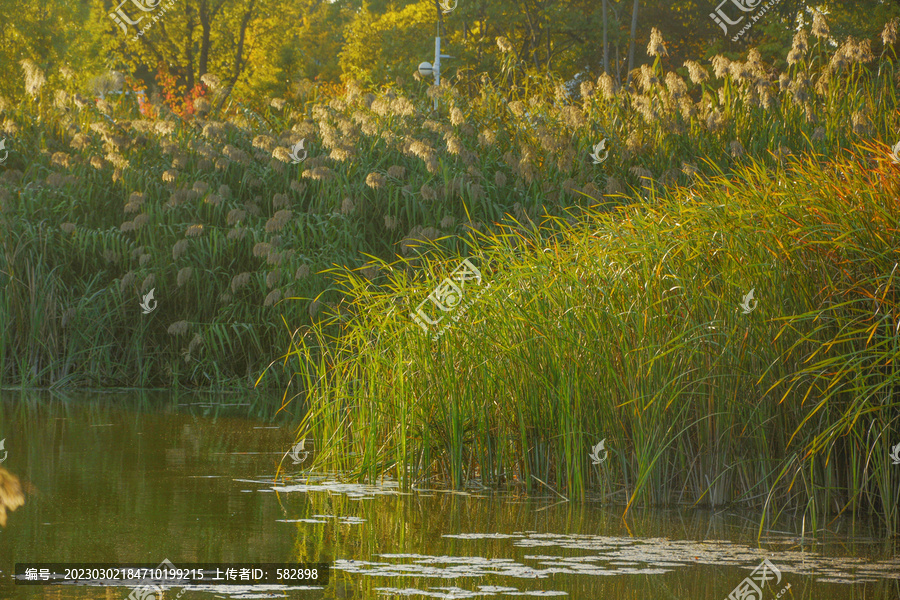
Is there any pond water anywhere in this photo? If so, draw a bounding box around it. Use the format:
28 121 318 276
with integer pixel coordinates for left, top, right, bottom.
1 391 898 599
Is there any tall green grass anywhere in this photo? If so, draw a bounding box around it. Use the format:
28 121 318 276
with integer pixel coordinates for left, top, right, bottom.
287 143 900 535
0 19 898 389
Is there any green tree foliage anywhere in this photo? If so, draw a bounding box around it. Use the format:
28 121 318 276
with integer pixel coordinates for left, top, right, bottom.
0 0 897 109
0 0 92 103
277 0 349 84
86 0 295 105
339 1 435 86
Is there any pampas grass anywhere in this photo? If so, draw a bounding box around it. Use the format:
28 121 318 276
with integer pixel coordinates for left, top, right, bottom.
0 17 897 402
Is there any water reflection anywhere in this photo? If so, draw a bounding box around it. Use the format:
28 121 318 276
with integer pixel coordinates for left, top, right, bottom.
0 391 897 599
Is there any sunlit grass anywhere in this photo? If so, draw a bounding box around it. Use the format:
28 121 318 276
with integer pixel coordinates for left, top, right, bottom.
287 144 900 535
0 22 897 398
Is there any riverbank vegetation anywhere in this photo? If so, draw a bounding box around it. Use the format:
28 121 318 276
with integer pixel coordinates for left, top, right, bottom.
1 1 899 535
292 143 900 534
2 15 898 389
282 21 900 533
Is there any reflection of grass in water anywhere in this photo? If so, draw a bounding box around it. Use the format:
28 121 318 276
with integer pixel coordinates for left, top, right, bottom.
0 466 25 527
277 482 900 597
289 145 900 537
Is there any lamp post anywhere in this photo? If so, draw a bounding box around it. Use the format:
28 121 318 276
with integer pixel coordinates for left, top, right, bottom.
418 23 452 111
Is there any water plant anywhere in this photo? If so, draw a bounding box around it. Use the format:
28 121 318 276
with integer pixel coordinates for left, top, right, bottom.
0 17 896 417
286 140 900 535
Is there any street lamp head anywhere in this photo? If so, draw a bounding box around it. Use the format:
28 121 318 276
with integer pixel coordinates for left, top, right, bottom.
417 62 433 77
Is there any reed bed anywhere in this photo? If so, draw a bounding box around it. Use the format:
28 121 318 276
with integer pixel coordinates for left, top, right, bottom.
288 144 900 535
0 19 898 392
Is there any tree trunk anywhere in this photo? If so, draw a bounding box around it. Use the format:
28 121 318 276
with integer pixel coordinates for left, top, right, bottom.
216 0 257 111
546 23 551 75
616 43 620 83
183 3 196 93
626 0 639 87
199 0 227 101
198 0 212 78
521 0 541 71
602 0 609 74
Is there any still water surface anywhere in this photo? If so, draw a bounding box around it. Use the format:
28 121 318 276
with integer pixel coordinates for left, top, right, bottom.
1 391 898 599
